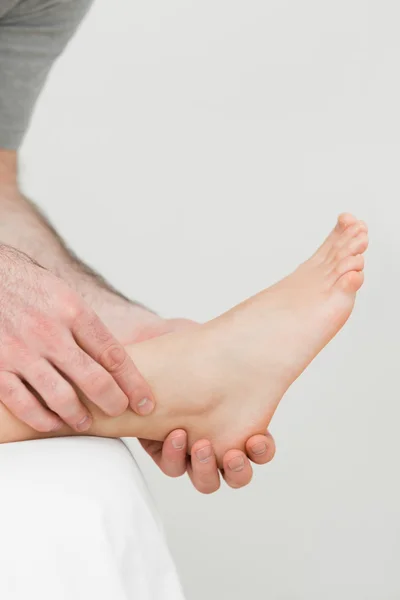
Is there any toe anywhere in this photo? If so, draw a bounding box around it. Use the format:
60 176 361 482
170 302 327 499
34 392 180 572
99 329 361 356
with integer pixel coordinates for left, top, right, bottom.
325 221 368 274
222 450 253 489
337 212 358 231
328 222 367 291
335 254 365 279
328 224 367 288
313 213 357 263
328 221 367 257
348 231 369 255
337 270 364 294
331 231 369 265
358 220 368 234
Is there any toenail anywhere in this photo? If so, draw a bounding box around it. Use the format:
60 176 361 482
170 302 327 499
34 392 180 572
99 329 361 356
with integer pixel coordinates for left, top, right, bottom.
251 442 267 455
76 416 92 432
171 434 186 450
196 446 212 463
137 397 154 415
228 456 245 472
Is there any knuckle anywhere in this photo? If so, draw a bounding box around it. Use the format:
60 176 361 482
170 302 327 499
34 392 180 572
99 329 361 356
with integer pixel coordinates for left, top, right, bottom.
0 375 18 398
90 319 112 345
42 334 65 356
62 295 83 323
77 311 111 344
35 370 58 393
99 344 127 373
23 310 60 341
64 346 89 369
34 317 59 340
0 335 19 352
84 370 112 396
103 396 129 417
12 395 34 418
51 389 79 414
83 371 128 414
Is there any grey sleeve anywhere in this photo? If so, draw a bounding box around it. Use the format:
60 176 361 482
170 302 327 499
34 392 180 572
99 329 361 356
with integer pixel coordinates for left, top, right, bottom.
0 0 93 150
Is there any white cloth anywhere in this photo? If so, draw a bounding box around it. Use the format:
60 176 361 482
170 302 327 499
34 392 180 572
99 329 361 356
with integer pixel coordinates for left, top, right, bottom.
0 436 185 600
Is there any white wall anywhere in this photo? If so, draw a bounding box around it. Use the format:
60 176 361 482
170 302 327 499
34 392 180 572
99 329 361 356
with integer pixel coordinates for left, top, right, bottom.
21 1 400 598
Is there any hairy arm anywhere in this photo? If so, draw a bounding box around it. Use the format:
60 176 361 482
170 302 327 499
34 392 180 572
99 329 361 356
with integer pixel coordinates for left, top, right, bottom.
0 150 160 339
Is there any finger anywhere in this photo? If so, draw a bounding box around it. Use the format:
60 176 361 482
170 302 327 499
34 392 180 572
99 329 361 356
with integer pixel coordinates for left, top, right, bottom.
22 359 92 432
71 308 155 416
139 432 188 478
157 430 188 478
139 438 163 467
50 336 129 418
245 431 276 465
187 440 220 494
222 449 253 489
0 371 63 433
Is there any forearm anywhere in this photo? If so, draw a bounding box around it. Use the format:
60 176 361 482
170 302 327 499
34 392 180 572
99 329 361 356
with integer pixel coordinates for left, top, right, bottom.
0 150 159 334
0 183 75 273
0 151 75 270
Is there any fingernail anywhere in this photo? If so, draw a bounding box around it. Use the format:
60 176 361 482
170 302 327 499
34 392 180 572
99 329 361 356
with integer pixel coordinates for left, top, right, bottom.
251 442 267 455
171 434 186 450
228 456 245 472
196 446 212 463
76 416 92 432
137 397 154 415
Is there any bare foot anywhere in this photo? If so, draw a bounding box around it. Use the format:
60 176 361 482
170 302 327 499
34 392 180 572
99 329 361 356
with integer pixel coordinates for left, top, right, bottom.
144 213 368 461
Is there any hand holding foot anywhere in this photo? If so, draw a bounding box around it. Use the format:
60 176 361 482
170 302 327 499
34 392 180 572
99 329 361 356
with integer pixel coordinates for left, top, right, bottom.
0 215 368 484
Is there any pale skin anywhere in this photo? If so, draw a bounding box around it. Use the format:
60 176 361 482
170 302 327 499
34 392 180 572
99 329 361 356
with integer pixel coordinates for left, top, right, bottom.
0 149 273 492
0 213 368 487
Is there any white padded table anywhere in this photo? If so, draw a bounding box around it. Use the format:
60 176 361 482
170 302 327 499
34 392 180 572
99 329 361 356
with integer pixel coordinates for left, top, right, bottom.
0 436 185 600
